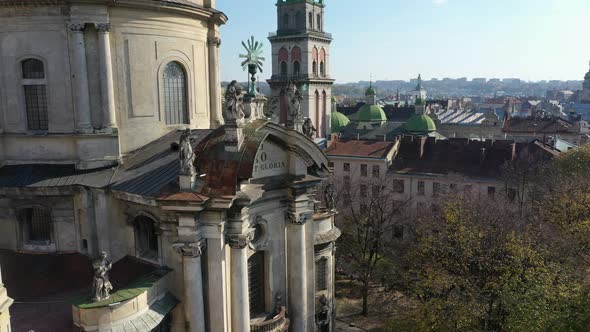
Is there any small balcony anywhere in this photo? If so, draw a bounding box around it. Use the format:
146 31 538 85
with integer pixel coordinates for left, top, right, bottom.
250 306 290 332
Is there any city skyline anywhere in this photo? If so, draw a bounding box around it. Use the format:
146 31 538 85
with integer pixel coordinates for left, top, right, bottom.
218 0 590 83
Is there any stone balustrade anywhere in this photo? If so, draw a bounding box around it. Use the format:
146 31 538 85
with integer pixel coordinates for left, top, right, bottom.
250 306 289 332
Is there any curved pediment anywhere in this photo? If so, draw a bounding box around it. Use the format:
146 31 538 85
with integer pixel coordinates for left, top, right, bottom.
193 120 329 197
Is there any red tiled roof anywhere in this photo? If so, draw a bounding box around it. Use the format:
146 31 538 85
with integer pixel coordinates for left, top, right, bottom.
325 139 397 159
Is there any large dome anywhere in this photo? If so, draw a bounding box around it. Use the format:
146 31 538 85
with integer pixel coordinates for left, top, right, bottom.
405 114 437 134
356 104 387 122
331 111 350 133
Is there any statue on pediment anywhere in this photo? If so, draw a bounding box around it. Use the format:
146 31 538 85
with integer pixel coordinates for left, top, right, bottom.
179 128 195 175
303 118 317 138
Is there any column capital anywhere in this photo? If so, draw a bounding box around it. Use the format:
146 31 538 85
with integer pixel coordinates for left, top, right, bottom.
69 23 86 32
172 240 207 257
95 23 111 33
207 36 221 47
286 211 312 225
226 233 251 249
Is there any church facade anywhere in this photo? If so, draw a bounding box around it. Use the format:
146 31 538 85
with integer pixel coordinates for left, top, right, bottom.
268 0 334 139
0 1 339 331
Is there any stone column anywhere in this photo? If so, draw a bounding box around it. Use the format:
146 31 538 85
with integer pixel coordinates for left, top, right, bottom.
208 36 222 128
69 23 93 133
96 23 117 130
286 205 312 331
173 241 207 332
0 264 13 332
226 234 250 332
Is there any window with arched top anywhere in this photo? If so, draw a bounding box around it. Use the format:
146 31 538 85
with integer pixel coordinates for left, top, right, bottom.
320 61 325 77
134 214 159 260
293 61 301 77
21 58 48 131
312 61 318 77
18 207 51 244
308 12 313 29
162 62 189 125
280 61 288 76
317 14 322 30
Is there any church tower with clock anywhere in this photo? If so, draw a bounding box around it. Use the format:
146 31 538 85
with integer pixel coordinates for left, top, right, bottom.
268 0 334 139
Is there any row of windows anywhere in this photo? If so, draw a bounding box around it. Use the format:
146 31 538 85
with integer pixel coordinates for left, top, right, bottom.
15 58 190 131
279 60 326 77
282 11 322 31
342 163 381 178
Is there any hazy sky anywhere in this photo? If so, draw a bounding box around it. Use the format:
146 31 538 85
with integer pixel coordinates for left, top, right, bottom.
217 0 590 83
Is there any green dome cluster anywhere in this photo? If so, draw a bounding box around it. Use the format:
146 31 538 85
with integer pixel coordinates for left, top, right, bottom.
405 114 436 134
331 111 350 133
356 104 387 122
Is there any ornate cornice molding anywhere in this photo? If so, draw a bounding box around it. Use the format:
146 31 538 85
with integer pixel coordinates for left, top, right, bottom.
172 240 207 257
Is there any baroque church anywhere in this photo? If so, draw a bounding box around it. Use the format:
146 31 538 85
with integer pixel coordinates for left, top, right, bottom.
0 0 339 331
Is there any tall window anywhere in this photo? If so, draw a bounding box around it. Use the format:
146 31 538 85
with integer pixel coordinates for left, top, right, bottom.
293 61 301 77
417 181 425 196
134 215 159 259
283 13 290 28
312 61 318 76
393 179 404 193
372 165 380 178
320 61 325 77
280 61 288 76
248 251 265 317
308 12 313 29
360 164 368 177
163 62 188 125
316 258 328 291
22 59 48 131
343 163 350 172
317 14 322 30
18 207 51 244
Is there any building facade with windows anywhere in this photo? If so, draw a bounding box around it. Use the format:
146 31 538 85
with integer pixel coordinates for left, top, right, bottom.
0 1 340 331
0 0 225 170
268 0 334 138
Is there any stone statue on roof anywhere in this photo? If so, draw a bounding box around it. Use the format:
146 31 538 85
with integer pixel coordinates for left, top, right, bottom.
302 118 317 138
287 82 303 120
179 128 195 175
92 251 113 302
223 80 245 123
324 183 336 211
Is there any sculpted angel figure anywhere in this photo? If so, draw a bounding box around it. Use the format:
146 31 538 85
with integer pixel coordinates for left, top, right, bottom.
303 118 317 138
287 82 303 120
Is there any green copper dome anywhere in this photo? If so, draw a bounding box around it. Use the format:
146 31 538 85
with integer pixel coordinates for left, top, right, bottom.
356 104 387 122
405 114 436 134
331 111 350 133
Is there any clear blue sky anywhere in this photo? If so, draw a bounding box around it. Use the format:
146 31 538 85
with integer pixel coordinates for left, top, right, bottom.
217 0 590 83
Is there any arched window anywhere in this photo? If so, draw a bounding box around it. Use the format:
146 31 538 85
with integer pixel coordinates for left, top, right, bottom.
317 14 322 30
248 251 265 317
320 62 325 77
308 12 313 29
21 58 48 131
280 61 288 76
18 207 51 244
312 61 318 77
163 62 189 125
134 215 159 259
293 61 301 77
316 258 328 291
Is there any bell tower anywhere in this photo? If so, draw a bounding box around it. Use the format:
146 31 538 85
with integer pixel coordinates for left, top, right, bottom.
268 0 334 138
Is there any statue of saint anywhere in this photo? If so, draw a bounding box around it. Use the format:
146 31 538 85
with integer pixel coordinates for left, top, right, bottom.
92 251 113 302
179 128 195 175
287 82 303 120
324 183 336 211
223 80 244 123
302 118 317 138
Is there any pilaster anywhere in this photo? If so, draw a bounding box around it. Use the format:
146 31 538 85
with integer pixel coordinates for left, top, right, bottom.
173 240 207 332
96 23 117 131
227 233 251 332
69 23 93 133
